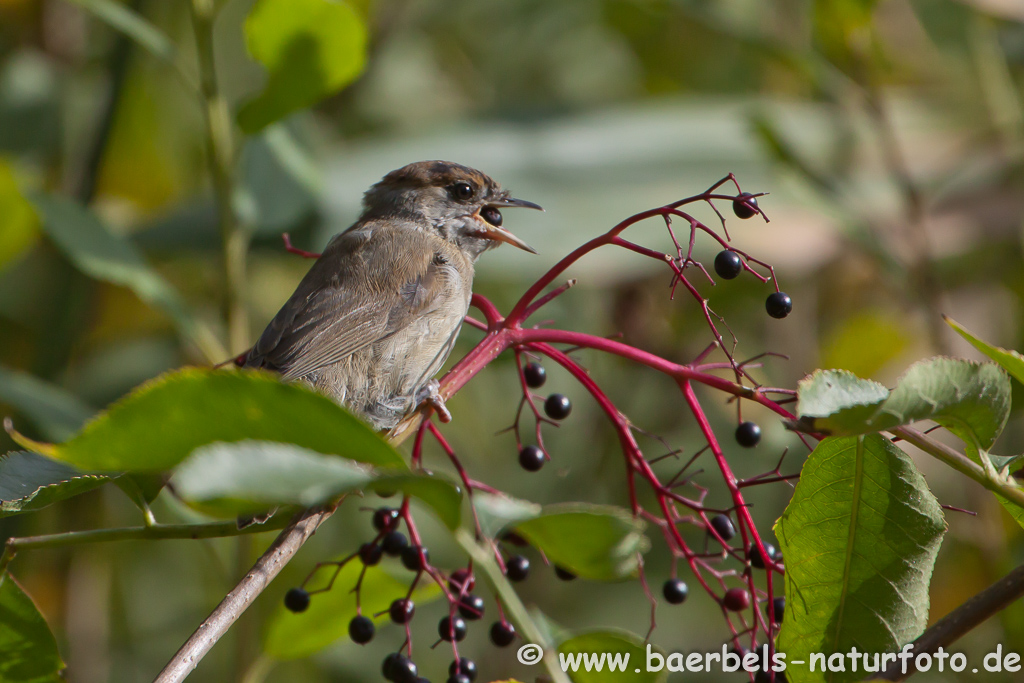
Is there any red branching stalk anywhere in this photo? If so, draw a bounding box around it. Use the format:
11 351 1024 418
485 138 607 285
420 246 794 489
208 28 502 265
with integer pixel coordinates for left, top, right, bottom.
394 176 809 658
292 176 810 667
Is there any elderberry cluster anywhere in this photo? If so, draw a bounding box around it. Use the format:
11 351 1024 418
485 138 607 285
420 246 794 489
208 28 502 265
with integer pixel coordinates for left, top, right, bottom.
277 180 796 682
282 505 532 682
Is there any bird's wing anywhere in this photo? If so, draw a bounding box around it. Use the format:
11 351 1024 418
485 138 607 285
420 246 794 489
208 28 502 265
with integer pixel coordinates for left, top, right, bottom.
246 226 457 380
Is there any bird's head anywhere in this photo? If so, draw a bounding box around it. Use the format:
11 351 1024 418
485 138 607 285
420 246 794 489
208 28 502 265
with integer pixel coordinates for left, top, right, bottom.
361 160 542 259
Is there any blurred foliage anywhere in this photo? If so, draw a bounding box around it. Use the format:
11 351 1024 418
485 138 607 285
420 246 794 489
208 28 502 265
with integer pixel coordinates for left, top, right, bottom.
0 0 1023 681
238 0 367 132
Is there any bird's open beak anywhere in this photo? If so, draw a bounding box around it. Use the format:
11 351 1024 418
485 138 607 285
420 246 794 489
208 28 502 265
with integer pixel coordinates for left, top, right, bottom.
476 197 543 254
497 197 544 211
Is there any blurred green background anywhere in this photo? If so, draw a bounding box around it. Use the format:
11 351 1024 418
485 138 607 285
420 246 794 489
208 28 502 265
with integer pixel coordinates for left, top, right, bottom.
2 0 1024 681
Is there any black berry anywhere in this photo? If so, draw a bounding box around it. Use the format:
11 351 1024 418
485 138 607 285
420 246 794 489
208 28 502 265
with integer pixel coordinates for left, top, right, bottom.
349 615 375 644
519 445 545 472
382 653 401 681
448 676 471 683
449 568 475 593
523 362 546 388
544 394 572 420
554 566 577 581
481 206 502 226
382 653 418 683
766 292 792 319
382 530 409 556
283 587 310 613
709 514 736 541
359 542 383 566
749 542 777 569
772 596 785 623
490 621 516 647
389 598 415 624
733 192 758 219
401 545 429 571
723 587 750 611
439 615 468 642
449 658 478 682
505 555 530 582
735 421 762 448
373 507 400 532
714 250 743 279
662 578 689 604
756 670 788 683
458 593 485 620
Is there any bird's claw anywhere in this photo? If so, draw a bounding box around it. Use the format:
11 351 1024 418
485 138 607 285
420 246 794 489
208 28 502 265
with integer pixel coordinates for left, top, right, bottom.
416 380 452 423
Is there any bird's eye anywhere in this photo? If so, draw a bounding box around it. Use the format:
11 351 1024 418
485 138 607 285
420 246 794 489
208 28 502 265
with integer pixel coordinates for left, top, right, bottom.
450 182 474 200
481 206 503 227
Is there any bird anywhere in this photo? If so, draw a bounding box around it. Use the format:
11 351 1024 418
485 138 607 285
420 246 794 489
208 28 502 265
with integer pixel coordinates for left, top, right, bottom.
241 160 541 432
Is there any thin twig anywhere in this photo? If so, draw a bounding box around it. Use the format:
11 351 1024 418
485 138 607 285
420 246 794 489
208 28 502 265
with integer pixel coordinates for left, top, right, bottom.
0 516 292 580
892 426 1024 508
870 562 1024 681
190 0 248 353
154 508 333 683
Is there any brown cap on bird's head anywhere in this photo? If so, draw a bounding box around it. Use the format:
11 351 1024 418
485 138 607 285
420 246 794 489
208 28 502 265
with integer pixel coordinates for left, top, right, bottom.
361 160 542 253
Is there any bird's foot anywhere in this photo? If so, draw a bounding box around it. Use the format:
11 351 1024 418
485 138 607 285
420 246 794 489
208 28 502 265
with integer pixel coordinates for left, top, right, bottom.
415 380 452 423
236 507 278 529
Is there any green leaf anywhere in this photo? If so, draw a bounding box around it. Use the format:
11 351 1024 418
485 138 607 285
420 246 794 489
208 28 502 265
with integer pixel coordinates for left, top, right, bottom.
0 451 108 518
0 573 65 682
370 472 462 530
115 473 167 507
0 160 38 271
0 365 94 441
934 325 1024 527
238 0 367 133
25 368 406 473
511 504 649 581
795 369 889 429
173 441 374 515
795 358 1011 456
946 316 1024 387
473 490 542 538
775 435 946 683
797 358 1024 527
0 367 166 511
263 562 441 660
172 441 459 526
29 193 219 358
558 631 666 683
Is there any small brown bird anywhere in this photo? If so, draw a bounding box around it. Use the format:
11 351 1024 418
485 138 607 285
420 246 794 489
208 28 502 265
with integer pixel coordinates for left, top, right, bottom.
243 161 541 431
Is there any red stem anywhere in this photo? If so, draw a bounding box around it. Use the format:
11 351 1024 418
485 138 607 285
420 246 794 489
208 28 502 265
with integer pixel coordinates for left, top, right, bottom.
681 380 779 656
368 180 801 655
